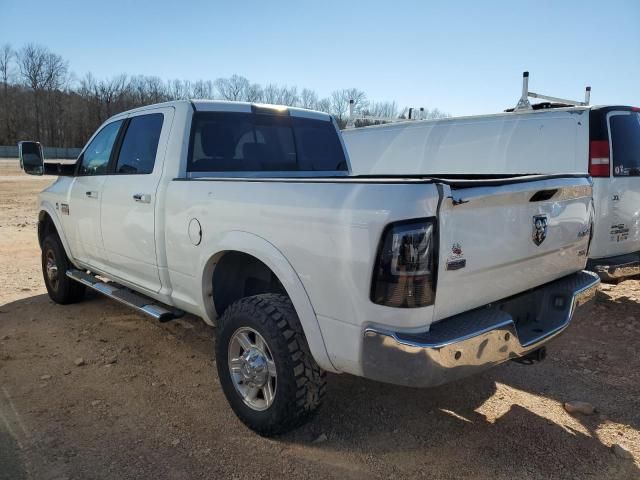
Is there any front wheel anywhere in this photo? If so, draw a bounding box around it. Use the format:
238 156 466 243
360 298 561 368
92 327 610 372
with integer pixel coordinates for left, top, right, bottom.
215 294 326 436
41 234 85 304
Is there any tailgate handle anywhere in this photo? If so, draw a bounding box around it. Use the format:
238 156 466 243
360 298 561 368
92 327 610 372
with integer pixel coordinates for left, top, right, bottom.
530 189 558 202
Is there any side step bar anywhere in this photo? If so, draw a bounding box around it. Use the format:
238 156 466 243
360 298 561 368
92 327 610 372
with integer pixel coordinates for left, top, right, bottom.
66 269 184 322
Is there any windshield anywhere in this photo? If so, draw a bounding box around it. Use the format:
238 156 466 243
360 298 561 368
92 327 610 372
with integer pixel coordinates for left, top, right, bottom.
610 112 640 176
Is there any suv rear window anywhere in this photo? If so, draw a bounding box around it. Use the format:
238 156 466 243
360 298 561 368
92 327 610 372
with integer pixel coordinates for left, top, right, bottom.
188 112 347 173
610 112 640 176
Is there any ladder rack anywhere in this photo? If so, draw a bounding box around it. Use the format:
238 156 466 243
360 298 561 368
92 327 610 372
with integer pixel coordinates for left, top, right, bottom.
514 71 591 111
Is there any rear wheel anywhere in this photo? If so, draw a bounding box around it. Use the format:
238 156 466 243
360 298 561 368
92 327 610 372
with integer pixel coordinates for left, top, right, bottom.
41 234 85 304
215 294 326 436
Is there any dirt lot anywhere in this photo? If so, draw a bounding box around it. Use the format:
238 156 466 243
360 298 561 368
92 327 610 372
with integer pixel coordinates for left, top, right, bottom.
0 159 639 480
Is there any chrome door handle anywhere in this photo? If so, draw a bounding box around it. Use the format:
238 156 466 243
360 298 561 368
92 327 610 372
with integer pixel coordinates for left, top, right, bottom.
133 193 151 203
85 191 98 198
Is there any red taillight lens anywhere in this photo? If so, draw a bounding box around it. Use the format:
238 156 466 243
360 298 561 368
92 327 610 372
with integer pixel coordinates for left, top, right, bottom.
371 219 436 308
589 140 610 177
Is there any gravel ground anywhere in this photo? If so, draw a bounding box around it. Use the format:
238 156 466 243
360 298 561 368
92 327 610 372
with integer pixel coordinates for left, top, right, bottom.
0 159 639 479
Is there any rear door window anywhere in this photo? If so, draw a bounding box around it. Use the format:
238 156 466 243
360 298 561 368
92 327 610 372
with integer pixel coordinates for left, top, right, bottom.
610 112 640 176
115 113 164 174
188 112 347 172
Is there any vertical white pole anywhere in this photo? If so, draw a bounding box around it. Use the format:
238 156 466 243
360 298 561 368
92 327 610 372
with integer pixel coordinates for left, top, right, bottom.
585 86 591 105
522 71 529 100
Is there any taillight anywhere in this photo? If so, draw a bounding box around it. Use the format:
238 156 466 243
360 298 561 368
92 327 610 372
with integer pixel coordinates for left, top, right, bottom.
371 219 436 308
589 140 610 177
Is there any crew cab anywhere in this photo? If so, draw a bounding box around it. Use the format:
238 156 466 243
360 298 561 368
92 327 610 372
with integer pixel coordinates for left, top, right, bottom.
19 100 599 436
342 105 640 282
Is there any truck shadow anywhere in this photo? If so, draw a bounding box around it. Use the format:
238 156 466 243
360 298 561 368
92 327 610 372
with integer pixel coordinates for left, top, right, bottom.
277 288 639 477
286 368 638 478
1 290 638 478
0 431 28 480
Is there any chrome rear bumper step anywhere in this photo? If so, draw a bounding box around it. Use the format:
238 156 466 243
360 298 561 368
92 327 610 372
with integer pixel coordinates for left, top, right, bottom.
362 270 600 388
66 269 183 322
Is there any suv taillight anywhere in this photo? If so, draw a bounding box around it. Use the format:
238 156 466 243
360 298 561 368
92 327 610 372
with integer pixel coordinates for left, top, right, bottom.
371 219 436 308
589 140 610 177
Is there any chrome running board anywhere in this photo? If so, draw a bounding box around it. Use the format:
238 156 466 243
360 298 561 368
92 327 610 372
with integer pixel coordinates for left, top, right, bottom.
66 269 183 322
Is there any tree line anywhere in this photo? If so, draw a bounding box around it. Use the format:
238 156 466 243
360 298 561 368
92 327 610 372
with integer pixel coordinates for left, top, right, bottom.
0 43 448 148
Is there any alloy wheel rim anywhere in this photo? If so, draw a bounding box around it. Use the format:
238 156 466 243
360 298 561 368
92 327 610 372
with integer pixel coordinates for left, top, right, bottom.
228 327 277 411
45 249 59 291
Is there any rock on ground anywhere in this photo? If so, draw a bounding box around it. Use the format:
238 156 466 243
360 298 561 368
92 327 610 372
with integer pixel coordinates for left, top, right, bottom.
564 401 596 415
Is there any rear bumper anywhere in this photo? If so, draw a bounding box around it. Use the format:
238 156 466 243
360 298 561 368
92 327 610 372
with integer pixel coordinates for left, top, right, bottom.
587 251 640 282
361 270 599 388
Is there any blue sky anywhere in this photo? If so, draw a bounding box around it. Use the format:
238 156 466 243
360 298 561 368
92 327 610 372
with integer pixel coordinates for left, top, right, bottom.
2 0 639 115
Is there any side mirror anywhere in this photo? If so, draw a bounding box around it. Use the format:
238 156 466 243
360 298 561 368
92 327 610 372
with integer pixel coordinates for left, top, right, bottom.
18 141 45 176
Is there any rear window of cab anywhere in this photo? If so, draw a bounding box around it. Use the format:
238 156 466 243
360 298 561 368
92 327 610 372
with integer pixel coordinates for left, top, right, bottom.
188 111 348 173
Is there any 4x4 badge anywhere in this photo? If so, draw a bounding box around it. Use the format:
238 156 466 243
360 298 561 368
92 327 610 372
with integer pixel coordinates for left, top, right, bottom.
532 214 548 246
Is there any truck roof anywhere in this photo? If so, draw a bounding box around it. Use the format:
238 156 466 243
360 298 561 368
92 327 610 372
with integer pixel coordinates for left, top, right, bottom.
111 99 332 122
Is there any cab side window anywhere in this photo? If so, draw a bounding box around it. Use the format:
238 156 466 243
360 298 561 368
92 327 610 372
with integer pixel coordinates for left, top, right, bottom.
78 120 123 175
115 113 164 174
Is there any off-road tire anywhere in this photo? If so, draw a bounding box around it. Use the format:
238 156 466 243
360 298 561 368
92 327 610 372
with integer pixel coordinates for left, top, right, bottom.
41 234 85 304
215 293 326 436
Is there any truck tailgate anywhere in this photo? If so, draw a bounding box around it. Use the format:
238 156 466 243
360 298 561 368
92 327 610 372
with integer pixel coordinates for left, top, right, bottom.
434 176 593 322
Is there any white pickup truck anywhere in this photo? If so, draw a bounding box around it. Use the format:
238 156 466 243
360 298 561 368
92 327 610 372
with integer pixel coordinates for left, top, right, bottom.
19 100 599 436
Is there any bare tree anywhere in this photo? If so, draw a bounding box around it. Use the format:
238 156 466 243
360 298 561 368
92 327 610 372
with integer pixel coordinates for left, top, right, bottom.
192 79 214 99
278 86 299 106
144 76 166 104
167 78 191 100
300 88 318 110
0 42 450 147
17 44 69 141
215 74 249 100
329 88 367 126
0 44 15 143
316 98 331 114
245 82 263 102
426 107 449 119
262 84 279 104
364 100 398 119
0 44 14 86
98 75 128 117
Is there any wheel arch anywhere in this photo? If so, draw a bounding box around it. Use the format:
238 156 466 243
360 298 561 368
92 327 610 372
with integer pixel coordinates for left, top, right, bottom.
37 203 74 261
198 231 337 373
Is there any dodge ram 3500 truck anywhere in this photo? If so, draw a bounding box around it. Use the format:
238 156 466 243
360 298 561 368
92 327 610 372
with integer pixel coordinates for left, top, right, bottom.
19 100 599 436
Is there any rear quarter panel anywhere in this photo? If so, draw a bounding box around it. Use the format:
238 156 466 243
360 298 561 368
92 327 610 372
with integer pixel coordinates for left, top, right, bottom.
163 179 440 373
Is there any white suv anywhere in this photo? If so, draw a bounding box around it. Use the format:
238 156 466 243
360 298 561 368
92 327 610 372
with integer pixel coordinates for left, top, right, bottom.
343 105 640 281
